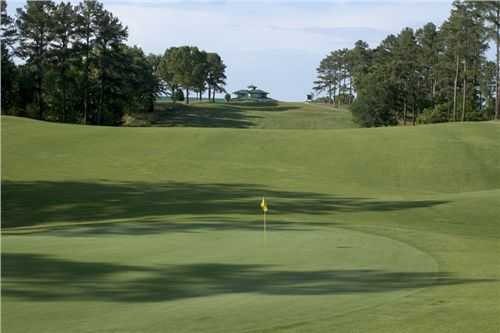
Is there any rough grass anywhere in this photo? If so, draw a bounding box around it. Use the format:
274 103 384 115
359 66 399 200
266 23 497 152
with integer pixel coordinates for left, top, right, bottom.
1 115 500 333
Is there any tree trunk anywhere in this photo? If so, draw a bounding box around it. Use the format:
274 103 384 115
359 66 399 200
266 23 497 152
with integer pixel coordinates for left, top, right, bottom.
208 85 211 102
453 54 459 122
412 103 416 126
99 51 105 125
186 88 189 104
332 84 336 105
83 25 90 124
37 62 44 120
461 58 466 122
496 6 500 120
212 87 215 102
62 66 67 122
349 75 352 104
403 100 407 126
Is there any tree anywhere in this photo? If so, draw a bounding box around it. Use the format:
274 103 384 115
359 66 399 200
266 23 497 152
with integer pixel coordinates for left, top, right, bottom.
393 28 422 125
322 1 493 127
16 1 54 119
416 23 441 105
74 0 102 124
1 0 18 112
145 53 163 110
192 50 209 101
158 47 180 103
5 0 227 125
206 52 226 102
159 47 226 104
474 1 500 120
349 40 372 91
313 54 336 104
49 2 77 122
162 46 195 104
93 6 128 123
118 45 160 114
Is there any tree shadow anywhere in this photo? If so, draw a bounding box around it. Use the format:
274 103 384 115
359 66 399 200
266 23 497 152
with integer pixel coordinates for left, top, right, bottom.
2 180 449 229
2 253 494 303
232 105 301 112
45 219 319 237
134 102 302 128
151 103 261 128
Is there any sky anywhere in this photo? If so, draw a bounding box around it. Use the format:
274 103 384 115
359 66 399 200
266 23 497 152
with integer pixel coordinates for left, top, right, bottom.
8 0 456 101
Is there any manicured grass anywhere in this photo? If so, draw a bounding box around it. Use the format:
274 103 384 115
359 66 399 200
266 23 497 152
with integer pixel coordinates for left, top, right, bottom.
2 115 500 332
125 101 357 129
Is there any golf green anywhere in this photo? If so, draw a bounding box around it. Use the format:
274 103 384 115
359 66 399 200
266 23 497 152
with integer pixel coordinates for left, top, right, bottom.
3 225 438 333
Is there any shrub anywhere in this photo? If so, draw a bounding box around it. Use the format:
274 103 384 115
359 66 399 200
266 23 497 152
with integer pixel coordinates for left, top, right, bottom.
172 89 184 102
224 93 231 102
417 103 450 124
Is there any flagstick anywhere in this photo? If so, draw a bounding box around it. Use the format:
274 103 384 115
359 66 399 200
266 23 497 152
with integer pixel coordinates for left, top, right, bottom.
263 211 267 241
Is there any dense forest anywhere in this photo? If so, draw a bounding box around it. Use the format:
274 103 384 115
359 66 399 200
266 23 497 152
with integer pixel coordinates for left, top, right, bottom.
0 0 226 125
313 1 500 126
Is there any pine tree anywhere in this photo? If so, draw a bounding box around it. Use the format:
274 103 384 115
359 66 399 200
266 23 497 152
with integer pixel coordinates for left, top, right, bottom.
93 7 127 123
49 2 77 122
1 0 18 112
16 1 55 119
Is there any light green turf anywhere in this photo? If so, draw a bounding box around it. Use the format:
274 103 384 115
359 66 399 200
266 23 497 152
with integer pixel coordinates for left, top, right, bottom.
2 115 500 333
126 101 357 129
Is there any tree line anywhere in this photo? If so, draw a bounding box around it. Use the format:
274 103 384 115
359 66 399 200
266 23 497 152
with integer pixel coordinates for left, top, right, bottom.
1 0 227 125
313 1 499 127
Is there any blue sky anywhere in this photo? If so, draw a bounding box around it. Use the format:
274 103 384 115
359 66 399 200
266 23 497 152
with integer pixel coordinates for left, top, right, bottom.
8 1 456 101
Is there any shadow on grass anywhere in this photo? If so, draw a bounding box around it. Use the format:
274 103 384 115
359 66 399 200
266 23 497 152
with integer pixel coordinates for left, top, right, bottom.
2 253 494 303
138 102 302 128
152 103 260 128
49 219 320 236
2 181 449 229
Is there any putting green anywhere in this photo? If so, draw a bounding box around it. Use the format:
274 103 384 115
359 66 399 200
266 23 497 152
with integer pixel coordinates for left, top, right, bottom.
2 224 437 333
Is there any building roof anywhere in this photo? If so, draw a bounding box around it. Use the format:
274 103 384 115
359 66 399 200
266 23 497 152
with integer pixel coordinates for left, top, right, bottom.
233 86 270 97
249 89 268 94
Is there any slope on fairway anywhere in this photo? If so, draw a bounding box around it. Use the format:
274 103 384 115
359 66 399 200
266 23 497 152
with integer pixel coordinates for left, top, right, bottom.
1 116 500 333
126 101 358 129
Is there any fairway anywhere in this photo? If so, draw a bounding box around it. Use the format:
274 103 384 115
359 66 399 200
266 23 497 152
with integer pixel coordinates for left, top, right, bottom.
127 101 357 129
2 112 500 332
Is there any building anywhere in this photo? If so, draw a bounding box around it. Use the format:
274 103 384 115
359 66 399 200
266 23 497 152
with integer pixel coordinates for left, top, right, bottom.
233 85 270 100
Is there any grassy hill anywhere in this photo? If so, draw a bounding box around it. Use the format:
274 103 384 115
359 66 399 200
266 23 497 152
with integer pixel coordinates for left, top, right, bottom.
2 114 500 333
124 101 357 129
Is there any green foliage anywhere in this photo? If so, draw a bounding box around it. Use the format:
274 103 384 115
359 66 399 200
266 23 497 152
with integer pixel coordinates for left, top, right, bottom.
224 93 231 102
158 47 226 104
313 48 354 105
1 44 17 113
5 0 159 125
351 75 398 127
316 1 496 127
417 103 450 124
173 88 184 102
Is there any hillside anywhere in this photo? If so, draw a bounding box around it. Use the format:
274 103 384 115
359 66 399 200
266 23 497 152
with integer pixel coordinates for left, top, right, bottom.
2 115 500 333
125 101 358 129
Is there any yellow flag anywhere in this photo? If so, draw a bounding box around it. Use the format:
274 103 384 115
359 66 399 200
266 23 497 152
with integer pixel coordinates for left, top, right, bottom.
260 197 268 213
